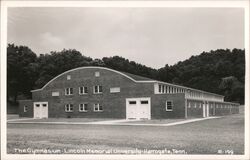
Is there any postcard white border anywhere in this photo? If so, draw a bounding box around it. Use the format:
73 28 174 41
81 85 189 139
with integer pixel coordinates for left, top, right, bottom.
1 1 249 160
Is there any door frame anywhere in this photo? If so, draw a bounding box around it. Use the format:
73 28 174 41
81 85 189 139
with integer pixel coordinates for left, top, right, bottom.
126 97 151 120
33 102 48 119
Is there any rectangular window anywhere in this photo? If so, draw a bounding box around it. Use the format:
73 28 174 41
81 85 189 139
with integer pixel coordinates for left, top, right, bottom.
79 103 88 112
166 101 173 111
79 86 88 94
65 104 73 112
110 87 120 93
141 100 148 104
93 103 103 112
65 88 73 95
158 84 162 93
24 106 28 112
93 85 103 94
129 101 136 105
52 91 60 96
162 85 165 93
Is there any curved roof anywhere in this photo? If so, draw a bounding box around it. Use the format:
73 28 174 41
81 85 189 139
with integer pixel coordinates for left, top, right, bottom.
31 66 224 98
31 66 155 92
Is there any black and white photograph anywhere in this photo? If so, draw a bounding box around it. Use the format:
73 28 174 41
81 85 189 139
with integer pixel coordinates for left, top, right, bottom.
1 0 249 160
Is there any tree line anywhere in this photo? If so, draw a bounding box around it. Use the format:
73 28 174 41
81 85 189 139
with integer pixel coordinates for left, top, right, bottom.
7 44 245 104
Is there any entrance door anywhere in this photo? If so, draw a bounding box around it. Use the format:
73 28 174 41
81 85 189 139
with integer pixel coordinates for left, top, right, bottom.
126 97 151 120
203 102 206 117
33 102 48 118
206 103 209 117
202 102 209 118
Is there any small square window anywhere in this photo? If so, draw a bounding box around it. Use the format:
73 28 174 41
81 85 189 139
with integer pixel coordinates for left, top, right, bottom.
95 72 100 77
65 88 73 95
79 86 88 95
79 103 88 112
93 85 103 94
65 104 73 112
93 103 103 112
67 75 71 80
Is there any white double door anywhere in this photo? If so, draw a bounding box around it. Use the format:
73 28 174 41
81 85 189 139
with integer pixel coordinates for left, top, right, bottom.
33 102 48 118
126 97 151 120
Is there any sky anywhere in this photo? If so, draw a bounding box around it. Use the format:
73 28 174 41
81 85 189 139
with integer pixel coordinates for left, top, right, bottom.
7 7 244 69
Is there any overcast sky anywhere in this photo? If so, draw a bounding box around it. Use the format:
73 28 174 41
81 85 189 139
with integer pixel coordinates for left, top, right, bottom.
8 7 244 69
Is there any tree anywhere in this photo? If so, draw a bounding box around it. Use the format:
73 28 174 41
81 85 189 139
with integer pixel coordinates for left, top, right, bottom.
7 44 38 102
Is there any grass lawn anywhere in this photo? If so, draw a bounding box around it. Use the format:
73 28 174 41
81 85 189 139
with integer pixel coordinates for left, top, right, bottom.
7 113 244 155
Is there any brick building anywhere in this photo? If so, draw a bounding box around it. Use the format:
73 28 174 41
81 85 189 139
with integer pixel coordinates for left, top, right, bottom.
19 66 240 119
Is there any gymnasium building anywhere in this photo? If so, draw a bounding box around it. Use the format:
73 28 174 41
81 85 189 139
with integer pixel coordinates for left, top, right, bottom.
19 66 240 119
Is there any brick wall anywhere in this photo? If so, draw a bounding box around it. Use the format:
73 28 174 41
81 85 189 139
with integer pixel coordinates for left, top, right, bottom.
151 93 186 119
18 100 33 117
31 68 155 118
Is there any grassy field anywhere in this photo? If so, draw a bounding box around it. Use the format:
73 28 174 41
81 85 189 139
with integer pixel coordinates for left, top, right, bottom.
7 113 244 155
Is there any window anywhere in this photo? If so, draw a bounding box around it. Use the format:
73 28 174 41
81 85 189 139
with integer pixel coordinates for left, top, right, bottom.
52 91 60 96
166 101 173 111
129 101 136 105
110 87 120 93
65 88 73 95
65 104 73 112
67 75 71 80
95 71 100 77
158 84 162 93
36 104 40 107
24 106 28 112
93 85 102 94
79 103 88 112
79 86 88 95
141 100 148 104
93 103 103 112
162 85 165 93
42 104 47 107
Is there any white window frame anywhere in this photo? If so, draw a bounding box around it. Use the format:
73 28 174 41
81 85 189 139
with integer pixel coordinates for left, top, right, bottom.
24 105 28 112
110 87 120 93
95 71 100 77
65 104 73 112
93 103 103 112
166 100 173 111
158 84 162 93
65 88 73 95
52 91 60 96
93 85 103 94
79 103 88 112
67 75 71 80
79 86 88 95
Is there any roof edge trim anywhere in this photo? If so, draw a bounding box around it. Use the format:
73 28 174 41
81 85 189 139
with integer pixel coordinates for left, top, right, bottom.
31 66 155 92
